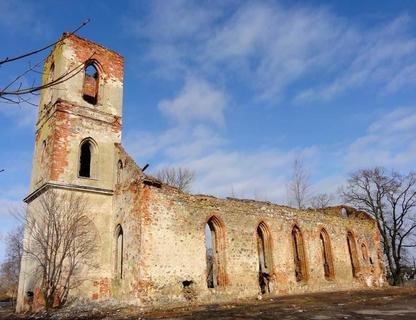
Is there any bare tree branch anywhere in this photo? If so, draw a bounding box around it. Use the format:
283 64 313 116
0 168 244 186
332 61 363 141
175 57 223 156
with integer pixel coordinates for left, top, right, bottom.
341 167 416 285
0 225 24 306
155 167 195 192
0 20 91 107
310 193 333 210
0 19 90 66
287 157 311 209
19 190 97 310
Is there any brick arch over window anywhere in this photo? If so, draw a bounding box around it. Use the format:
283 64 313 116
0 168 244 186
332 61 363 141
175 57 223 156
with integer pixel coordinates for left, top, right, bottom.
347 231 360 277
257 221 273 294
114 224 123 279
319 228 335 280
205 215 227 288
79 138 97 178
82 61 100 105
292 225 308 282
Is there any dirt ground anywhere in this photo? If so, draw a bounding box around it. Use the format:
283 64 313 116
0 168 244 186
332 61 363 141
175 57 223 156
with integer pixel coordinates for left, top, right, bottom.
2 287 416 320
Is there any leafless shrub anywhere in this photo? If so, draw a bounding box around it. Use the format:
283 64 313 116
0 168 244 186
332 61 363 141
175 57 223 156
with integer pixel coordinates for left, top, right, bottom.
311 193 333 210
287 157 311 209
155 167 195 192
19 190 97 310
0 225 24 305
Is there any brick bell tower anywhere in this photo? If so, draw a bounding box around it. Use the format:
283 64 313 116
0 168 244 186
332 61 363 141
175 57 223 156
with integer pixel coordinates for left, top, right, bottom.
17 34 124 312
27 33 124 194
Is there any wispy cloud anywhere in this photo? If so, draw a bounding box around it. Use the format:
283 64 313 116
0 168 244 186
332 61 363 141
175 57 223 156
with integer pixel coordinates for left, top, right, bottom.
126 76 320 203
0 0 48 35
127 2 416 104
345 107 416 170
158 76 227 125
0 103 38 127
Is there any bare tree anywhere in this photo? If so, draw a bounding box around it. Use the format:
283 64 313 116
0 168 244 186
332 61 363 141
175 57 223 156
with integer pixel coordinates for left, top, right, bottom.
311 193 333 210
155 167 195 192
341 168 416 285
20 190 97 310
0 225 24 305
287 157 311 209
0 20 90 106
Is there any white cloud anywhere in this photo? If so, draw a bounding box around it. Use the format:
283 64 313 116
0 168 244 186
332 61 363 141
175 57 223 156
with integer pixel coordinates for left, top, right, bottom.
126 119 320 203
125 124 225 163
345 108 416 170
132 0 218 41
295 15 416 102
0 0 47 35
184 147 319 202
0 103 37 127
158 77 227 125
128 2 416 104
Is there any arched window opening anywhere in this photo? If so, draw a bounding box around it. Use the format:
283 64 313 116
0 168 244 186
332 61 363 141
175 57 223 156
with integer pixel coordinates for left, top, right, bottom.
40 140 47 179
292 225 307 282
257 222 273 294
117 159 123 184
82 63 99 105
41 140 47 161
347 232 360 278
205 216 226 288
49 62 55 81
115 225 123 279
320 229 335 280
340 208 348 217
79 140 92 178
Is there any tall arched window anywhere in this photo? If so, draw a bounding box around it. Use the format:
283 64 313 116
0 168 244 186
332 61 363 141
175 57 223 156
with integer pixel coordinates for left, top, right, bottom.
115 225 123 279
320 228 335 280
292 225 307 282
257 222 273 294
79 140 92 178
82 63 99 105
347 231 360 277
205 216 226 288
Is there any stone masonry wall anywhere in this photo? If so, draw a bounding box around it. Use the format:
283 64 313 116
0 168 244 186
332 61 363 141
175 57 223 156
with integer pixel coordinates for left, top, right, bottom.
112 146 386 308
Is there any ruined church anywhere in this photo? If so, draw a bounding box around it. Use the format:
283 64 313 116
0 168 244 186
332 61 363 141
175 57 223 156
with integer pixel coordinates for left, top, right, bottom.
17 34 386 312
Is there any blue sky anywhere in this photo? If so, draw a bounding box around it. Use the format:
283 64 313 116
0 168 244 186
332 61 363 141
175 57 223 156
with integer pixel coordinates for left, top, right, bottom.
1 0 416 261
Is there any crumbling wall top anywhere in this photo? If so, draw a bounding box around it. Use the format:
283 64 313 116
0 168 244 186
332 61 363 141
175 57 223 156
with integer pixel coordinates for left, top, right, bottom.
59 33 124 82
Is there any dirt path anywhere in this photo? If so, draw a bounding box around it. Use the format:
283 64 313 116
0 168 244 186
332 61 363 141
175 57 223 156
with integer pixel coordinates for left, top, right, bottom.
3 287 416 319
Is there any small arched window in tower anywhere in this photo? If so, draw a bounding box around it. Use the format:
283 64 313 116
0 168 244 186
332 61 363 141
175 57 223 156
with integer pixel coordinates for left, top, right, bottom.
292 225 307 282
49 62 55 81
117 159 123 185
82 63 99 105
205 216 226 288
41 140 47 162
115 225 123 279
257 222 273 294
320 228 335 280
340 208 348 217
347 231 360 277
79 139 95 178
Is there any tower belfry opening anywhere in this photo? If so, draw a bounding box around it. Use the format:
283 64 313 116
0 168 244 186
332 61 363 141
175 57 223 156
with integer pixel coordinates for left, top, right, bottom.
83 63 99 105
